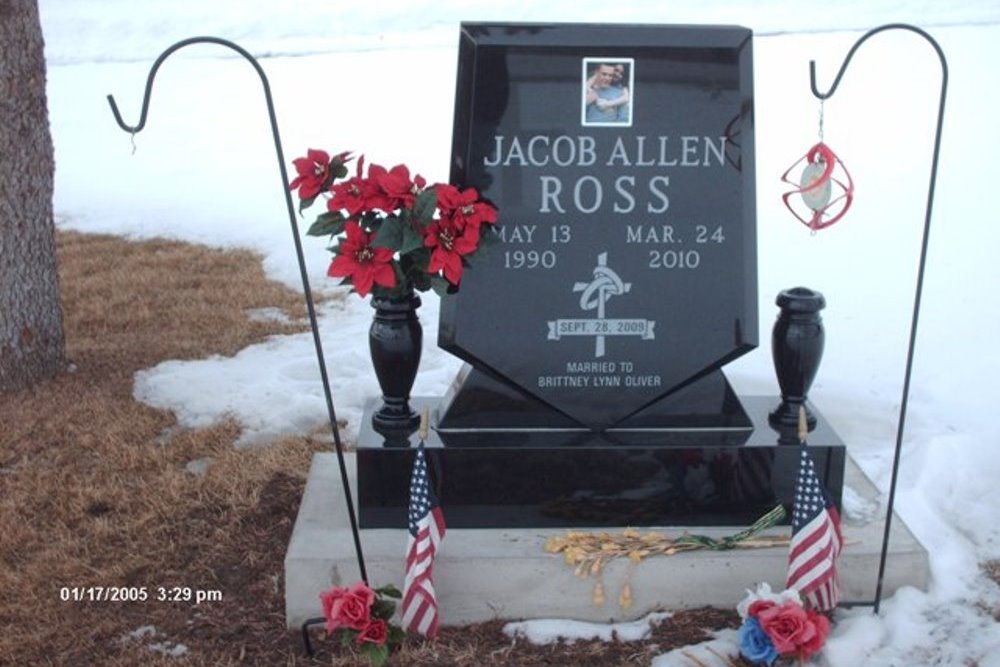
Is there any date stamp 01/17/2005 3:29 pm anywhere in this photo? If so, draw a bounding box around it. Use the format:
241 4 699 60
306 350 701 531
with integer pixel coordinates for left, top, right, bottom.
60 586 223 605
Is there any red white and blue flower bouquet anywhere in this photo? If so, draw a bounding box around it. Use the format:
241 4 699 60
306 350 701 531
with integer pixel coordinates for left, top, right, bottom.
736 584 830 665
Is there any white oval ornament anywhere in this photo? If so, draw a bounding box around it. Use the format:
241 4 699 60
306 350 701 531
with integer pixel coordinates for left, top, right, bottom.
800 160 832 210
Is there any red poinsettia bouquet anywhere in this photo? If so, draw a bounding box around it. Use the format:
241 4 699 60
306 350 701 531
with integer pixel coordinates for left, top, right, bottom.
289 149 498 299
320 581 406 667
736 584 830 665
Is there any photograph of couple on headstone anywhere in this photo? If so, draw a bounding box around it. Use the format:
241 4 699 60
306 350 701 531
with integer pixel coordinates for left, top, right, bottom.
582 57 633 126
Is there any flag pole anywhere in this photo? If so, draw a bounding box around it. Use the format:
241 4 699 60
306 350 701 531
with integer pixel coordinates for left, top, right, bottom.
418 406 430 443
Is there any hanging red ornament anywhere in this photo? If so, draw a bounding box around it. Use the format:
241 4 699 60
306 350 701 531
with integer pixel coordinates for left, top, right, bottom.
781 141 854 231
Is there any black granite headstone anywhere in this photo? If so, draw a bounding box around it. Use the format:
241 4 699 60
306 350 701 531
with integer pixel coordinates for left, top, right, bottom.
439 23 758 430
355 23 847 530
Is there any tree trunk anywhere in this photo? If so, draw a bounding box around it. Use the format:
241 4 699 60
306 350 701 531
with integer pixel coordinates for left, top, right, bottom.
0 0 66 392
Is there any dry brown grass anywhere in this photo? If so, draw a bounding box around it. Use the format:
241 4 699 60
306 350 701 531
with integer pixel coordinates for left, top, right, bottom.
0 231 326 664
0 231 737 666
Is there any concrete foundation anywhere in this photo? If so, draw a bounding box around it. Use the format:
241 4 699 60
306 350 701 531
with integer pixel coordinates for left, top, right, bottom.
285 450 928 628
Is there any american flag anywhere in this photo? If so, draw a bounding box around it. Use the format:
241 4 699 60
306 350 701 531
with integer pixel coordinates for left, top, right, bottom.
786 447 843 611
401 444 445 638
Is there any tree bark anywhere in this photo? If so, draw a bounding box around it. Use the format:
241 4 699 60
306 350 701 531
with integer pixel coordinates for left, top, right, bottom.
0 0 66 392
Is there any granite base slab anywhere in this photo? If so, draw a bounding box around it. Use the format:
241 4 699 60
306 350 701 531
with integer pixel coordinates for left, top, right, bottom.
285 450 928 628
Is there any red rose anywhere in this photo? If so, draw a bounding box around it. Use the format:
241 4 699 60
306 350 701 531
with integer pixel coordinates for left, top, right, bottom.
320 586 347 633
799 609 831 659
757 601 816 656
319 581 376 632
746 599 777 618
356 618 389 646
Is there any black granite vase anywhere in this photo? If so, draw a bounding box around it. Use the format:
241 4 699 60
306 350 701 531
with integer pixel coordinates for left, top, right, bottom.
369 293 422 433
769 287 825 432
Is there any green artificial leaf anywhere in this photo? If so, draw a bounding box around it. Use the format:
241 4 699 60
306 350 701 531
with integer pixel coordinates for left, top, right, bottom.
307 211 348 237
387 625 407 644
408 270 431 293
360 210 381 230
430 275 453 297
399 224 426 255
373 216 404 249
413 188 438 226
398 247 429 277
331 160 349 180
367 644 390 667
404 246 431 271
298 194 319 213
378 584 403 599
339 629 355 648
373 598 396 620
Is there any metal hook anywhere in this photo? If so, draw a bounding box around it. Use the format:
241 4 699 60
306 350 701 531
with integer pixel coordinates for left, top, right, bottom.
809 23 948 615
809 23 947 102
106 36 268 136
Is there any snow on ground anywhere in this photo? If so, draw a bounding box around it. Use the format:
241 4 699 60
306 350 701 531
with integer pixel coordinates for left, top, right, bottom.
40 1 1000 664
505 611 674 644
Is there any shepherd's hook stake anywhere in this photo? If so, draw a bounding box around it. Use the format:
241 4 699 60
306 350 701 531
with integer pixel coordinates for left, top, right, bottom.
809 23 947 615
106 36 370 591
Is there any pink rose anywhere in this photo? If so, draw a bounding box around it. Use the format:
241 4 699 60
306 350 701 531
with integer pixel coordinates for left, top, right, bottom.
757 601 816 656
320 581 376 632
356 618 388 646
799 609 831 659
